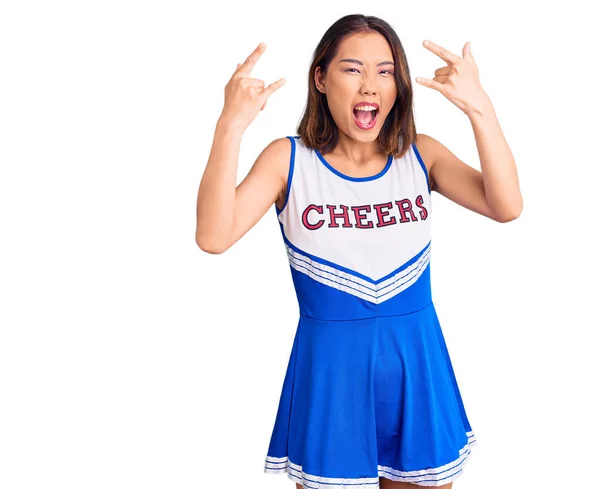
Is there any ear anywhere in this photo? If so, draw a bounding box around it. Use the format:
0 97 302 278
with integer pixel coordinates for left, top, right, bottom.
314 66 325 93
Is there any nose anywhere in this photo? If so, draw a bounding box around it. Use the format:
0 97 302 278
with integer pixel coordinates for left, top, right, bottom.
361 78 377 95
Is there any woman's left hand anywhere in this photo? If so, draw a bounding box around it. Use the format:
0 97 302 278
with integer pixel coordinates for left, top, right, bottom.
416 40 491 117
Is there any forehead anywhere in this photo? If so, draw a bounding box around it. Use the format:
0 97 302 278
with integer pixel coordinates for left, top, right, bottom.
336 32 393 62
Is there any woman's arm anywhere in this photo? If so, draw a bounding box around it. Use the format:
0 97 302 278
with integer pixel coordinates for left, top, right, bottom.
415 40 523 222
195 118 289 254
418 99 522 223
195 42 288 254
466 101 522 221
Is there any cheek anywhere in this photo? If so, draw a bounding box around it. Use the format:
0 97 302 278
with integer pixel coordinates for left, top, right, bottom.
384 88 398 111
328 76 357 101
326 91 352 119
384 80 397 96
327 101 352 127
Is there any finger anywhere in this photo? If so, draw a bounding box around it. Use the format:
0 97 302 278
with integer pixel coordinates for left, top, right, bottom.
415 77 445 92
230 62 247 82
229 63 242 81
260 77 286 101
423 40 462 65
243 78 266 88
236 42 266 77
434 66 450 76
462 41 474 61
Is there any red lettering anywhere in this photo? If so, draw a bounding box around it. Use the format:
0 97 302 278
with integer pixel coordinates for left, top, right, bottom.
326 204 352 228
302 204 324 230
373 202 396 227
352 205 374 228
395 199 418 223
415 194 428 220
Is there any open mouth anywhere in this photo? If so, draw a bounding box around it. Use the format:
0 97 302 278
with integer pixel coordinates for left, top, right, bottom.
352 106 379 129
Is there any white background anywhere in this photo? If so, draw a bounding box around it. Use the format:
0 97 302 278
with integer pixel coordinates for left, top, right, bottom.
1 1 599 488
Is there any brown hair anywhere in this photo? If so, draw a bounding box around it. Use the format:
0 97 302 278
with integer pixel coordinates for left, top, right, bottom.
297 14 416 159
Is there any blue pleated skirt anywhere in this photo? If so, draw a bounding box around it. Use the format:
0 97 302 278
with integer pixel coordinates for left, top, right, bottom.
264 301 477 488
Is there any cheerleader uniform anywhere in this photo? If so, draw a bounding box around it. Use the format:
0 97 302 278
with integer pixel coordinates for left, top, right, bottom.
263 135 477 488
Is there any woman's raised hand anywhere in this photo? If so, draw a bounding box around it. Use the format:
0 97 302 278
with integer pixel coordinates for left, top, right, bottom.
415 40 491 117
219 42 286 131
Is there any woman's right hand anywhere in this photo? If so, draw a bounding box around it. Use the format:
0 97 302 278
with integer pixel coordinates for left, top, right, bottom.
219 42 286 131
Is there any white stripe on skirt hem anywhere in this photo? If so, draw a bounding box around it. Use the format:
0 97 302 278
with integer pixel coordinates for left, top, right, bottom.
264 431 477 488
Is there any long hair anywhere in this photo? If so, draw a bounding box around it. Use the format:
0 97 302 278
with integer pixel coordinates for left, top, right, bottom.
297 14 416 159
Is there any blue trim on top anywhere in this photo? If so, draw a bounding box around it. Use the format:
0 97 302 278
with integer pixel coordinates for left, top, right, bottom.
411 142 431 194
275 136 296 216
315 149 393 182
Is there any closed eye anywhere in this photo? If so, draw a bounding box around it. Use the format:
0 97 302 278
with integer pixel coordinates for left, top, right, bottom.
345 68 394 75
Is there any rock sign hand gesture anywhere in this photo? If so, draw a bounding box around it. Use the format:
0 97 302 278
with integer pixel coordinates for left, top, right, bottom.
415 40 491 117
220 42 286 131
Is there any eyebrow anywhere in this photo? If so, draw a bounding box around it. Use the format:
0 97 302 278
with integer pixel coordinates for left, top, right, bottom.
339 58 395 67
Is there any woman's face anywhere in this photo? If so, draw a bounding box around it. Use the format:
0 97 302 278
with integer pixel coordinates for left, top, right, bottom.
315 32 398 142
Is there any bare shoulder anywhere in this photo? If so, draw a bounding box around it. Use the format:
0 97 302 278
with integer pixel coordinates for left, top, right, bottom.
261 136 293 182
257 136 292 171
414 133 436 191
242 136 291 205
216 136 294 253
235 136 292 205
413 133 499 220
259 136 293 209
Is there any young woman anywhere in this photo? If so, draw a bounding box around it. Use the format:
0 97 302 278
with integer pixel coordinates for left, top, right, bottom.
196 14 522 489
